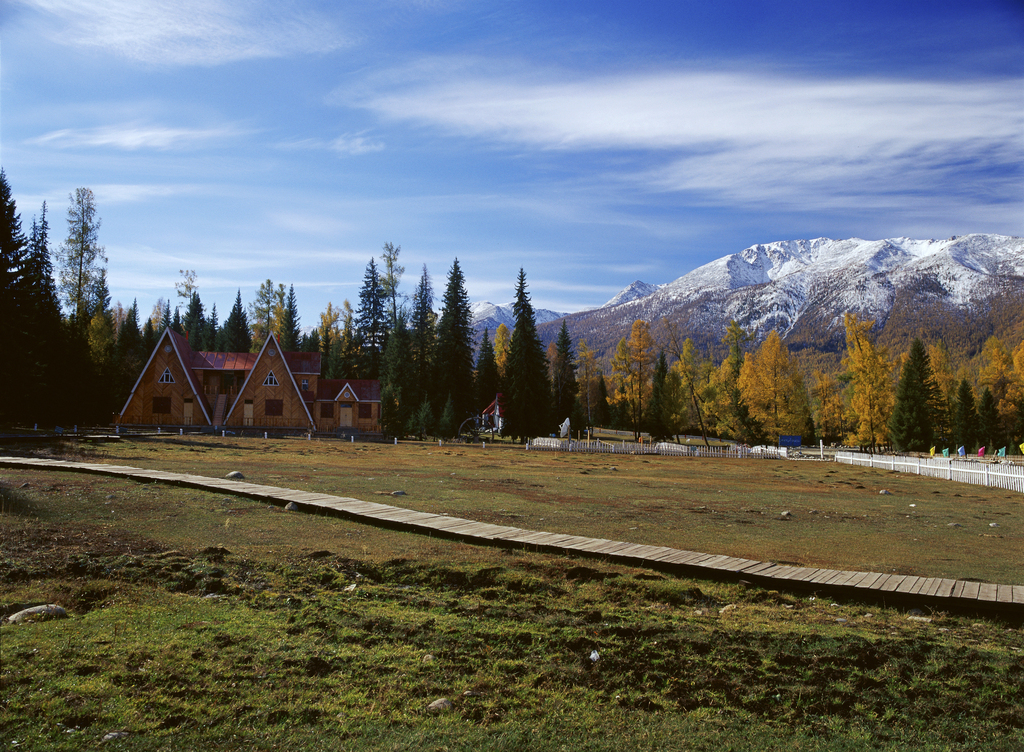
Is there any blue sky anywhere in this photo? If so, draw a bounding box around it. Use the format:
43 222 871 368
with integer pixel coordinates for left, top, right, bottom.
2 0 1022 327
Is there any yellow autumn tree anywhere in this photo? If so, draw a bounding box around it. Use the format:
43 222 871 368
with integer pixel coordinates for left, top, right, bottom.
493 323 512 384
843 313 894 450
575 339 600 427
812 368 846 443
611 319 656 440
738 330 810 440
979 336 1017 432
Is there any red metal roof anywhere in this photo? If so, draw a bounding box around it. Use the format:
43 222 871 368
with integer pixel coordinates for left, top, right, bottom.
189 351 259 370
317 379 381 402
284 351 321 374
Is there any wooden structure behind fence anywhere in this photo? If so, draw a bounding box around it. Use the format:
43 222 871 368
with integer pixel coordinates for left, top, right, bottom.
528 438 784 459
835 451 1024 494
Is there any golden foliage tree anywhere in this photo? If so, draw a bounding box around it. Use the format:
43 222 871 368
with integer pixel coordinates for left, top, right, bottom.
611 319 656 440
738 330 810 440
843 313 894 450
493 323 512 384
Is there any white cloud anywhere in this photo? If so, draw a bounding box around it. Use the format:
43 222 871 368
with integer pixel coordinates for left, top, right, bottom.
345 60 1024 214
92 183 199 204
29 122 247 150
19 0 348 65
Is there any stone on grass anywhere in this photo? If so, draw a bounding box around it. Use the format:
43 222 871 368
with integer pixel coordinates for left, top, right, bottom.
719 604 738 615
102 730 129 742
391 490 407 496
285 502 299 511
7 604 67 624
225 471 244 480
879 489 892 495
427 698 452 713
779 510 792 519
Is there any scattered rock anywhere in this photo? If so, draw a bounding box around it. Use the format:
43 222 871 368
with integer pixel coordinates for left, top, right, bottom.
589 650 600 662
225 471 244 480
462 690 483 697
7 604 68 624
102 730 130 742
391 490 407 496
779 510 792 519
285 502 299 511
948 523 963 528
835 618 848 623
879 489 892 495
908 615 933 623
719 604 738 615
427 698 452 713
422 654 434 663
989 522 1000 528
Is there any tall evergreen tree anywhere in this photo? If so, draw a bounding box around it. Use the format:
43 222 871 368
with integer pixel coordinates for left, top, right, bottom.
550 320 578 423
221 290 252 353
203 303 219 351
953 379 979 451
181 291 206 346
594 373 611 428
977 387 999 453
114 300 144 407
410 264 436 409
435 258 475 422
475 329 499 415
646 350 671 441
355 259 386 378
380 314 413 438
504 269 551 442
888 338 938 452
0 169 29 421
279 284 301 351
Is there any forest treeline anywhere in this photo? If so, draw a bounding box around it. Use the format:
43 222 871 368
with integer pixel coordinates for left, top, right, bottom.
3 171 1023 452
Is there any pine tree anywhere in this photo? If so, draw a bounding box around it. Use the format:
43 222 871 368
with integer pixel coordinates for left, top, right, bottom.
413 398 435 440
221 290 252 353
888 338 937 452
355 259 386 378
953 379 979 451
435 258 475 422
646 350 670 441
504 269 551 442
380 314 413 438
0 170 28 421
182 292 206 346
550 320 578 423
438 395 456 439
203 303 219 351
594 373 611 428
114 300 144 407
279 285 300 351
410 265 436 409
977 387 999 453
475 329 499 415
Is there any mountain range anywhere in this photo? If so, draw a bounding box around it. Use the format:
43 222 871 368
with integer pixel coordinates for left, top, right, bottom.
533 233 1024 365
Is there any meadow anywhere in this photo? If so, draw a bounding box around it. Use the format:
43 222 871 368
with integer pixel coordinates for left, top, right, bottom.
1 436 1022 750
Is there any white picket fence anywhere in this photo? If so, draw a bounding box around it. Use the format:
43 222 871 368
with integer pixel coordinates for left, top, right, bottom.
527 438 784 459
835 451 1024 494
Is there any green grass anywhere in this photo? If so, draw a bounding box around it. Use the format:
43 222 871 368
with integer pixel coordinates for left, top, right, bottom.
1 438 1023 750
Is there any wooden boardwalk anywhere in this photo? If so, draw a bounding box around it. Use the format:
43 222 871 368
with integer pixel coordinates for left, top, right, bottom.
3 455 1022 615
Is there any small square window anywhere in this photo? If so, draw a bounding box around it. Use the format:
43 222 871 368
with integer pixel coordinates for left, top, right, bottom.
263 371 279 387
359 403 372 419
320 403 334 418
152 396 171 414
265 399 284 416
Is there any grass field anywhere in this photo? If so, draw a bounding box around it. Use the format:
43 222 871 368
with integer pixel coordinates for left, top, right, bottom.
1 436 1023 750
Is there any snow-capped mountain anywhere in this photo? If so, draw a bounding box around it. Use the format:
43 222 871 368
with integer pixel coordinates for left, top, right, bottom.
544 234 1024 356
471 301 566 334
601 281 662 308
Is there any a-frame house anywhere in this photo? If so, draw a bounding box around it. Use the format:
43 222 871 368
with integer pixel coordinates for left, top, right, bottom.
118 328 214 426
222 333 315 430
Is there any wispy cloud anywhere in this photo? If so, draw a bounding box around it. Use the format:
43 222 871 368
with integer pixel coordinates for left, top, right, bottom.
344 60 1024 214
19 0 349 65
28 122 248 150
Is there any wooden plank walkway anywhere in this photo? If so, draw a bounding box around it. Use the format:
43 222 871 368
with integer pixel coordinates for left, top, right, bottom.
3 455 1021 615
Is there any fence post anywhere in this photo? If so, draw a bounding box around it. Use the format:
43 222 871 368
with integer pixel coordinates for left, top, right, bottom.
985 464 990 487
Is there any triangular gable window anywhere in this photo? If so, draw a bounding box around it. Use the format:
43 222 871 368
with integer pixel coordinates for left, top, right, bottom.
263 371 280 387
158 368 175 384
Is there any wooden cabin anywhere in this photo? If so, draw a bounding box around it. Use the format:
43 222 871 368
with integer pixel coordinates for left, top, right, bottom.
117 328 380 434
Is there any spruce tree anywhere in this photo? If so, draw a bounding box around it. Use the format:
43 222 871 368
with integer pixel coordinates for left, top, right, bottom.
646 350 670 441
977 387 999 453
221 290 252 353
550 320 578 423
355 259 386 378
279 284 300 351
953 379 979 451
0 169 28 421
435 258 475 422
114 300 144 407
475 329 499 414
410 264 436 410
504 269 551 442
888 338 937 452
380 314 413 438
182 291 205 346
203 303 219 351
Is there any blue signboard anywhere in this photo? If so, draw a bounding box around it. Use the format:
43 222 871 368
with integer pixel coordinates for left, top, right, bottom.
779 435 802 447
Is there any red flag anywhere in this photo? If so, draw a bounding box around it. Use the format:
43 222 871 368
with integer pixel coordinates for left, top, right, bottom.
978 446 985 457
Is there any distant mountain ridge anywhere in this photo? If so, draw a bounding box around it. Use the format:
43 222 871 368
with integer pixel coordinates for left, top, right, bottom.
540 234 1024 363
471 301 566 334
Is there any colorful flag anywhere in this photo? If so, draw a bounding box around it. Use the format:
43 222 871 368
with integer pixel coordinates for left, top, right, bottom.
997 447 1006 457
978 446 986 457
929 446 935 456
942 448 949 458
957 446 965 457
